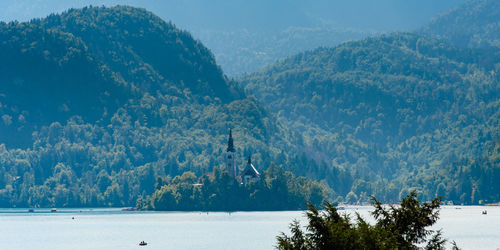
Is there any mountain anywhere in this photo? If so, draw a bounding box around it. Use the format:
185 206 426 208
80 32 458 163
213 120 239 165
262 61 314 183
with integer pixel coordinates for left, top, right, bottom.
1 4 499 208
0 0 468 31
420 0 500 48
0 5 242 146
0 0 469 77
0 6 300 208
193 27 376 76
239 32 500 203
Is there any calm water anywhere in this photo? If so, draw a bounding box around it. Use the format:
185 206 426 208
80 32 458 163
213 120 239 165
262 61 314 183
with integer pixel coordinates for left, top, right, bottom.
0 206 498 249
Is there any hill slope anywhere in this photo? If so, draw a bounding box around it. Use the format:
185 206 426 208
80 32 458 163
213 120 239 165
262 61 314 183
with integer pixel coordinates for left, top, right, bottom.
0 6 243 147
240 32 500 203
0 6 296 208
0 0 469 77
420 0 500 48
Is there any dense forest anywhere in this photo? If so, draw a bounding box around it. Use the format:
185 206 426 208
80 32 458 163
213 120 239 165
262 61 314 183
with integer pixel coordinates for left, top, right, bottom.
420 0 500 48
0 0 499 209
0 0 467 77
139 165 328 211
193 27 375 76
240 30 500 204
0 6 323 208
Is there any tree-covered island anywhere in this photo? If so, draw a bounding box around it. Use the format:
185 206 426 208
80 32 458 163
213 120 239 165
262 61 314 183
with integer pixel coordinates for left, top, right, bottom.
138 131 329 211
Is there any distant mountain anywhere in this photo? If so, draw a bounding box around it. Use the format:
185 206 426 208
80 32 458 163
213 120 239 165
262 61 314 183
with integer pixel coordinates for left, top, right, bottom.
0 6 300 208
240 32 500 203
194 27 376 76
420 0 500 48
0 0 468 31
0 0 469 77
1 4 499 208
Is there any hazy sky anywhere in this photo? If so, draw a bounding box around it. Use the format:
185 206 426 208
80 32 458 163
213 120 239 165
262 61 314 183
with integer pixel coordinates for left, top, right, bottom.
0 0 469 31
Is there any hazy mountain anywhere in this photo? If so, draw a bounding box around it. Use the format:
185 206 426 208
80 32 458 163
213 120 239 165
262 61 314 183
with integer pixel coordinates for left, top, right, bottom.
421 0 500 48
239 32 500 203
0 6 298 207
0 0 468 31
195 27 377 76
1 3 498 207
0 0 469 76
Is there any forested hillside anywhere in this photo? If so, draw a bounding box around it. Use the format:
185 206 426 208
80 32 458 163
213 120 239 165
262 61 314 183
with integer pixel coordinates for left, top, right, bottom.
421 0 500 48
0 6 322 208
240 32 500 204
1 2 499 208
0 0 468 77
194 27 378 76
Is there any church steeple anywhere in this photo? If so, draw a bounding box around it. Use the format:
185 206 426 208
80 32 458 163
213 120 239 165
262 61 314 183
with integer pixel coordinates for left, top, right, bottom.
224 129 237 179
227 129 235 152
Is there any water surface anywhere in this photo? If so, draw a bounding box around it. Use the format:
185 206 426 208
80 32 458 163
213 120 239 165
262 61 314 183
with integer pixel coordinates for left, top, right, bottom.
0 206 498 249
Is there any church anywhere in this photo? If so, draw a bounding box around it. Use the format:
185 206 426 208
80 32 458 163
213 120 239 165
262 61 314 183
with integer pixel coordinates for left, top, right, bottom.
224 129 260 184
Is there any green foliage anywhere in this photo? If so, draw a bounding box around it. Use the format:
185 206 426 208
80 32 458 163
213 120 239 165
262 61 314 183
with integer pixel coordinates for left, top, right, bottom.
276 191 446 249
0 4 499 208
240 32 500 204
421 0 500 48
0 5 243 148
140 165 329 211
0 6 311 208
197 27 375 76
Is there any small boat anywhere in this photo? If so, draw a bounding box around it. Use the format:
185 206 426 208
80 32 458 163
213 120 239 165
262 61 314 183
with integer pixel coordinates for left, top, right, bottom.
139 241 147 246
51 208 57 213
28 208 34 213
122 207 138 211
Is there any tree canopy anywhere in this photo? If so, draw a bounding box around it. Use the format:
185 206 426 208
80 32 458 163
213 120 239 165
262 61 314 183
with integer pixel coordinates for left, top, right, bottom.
139 165 329 211
276 191 457 249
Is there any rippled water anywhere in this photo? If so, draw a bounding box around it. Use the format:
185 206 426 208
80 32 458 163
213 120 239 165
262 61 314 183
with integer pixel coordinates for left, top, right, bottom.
0 206 498 249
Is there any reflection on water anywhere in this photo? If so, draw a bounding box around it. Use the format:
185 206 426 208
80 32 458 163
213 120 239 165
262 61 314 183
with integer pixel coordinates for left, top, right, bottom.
0 206 498 249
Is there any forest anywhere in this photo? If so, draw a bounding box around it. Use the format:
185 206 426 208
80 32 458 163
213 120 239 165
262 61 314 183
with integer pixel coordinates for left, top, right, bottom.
0 1 498 209
240 30 500 203
0 6 331 208
420 0 500 49
139 165 328 211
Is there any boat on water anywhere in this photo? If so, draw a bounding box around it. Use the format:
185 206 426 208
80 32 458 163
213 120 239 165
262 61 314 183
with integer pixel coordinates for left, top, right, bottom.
139 241 147 246
51 208 57 213
122 207 138 211
28 208 34 213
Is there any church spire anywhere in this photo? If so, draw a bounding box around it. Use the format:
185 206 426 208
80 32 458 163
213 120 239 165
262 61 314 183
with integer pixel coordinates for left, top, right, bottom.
227 129 235 152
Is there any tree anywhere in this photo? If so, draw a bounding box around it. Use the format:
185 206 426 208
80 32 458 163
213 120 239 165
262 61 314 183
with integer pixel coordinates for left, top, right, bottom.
277 191 448 249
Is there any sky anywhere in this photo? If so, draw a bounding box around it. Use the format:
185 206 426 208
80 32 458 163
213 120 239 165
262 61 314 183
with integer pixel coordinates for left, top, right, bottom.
0 0 469 32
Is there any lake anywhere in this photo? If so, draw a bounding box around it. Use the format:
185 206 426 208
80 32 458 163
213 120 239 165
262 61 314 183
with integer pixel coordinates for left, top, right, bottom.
0 206 498 249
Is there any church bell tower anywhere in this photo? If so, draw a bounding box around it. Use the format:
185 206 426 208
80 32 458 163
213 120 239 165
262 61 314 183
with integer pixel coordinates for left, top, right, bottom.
224 129 237 178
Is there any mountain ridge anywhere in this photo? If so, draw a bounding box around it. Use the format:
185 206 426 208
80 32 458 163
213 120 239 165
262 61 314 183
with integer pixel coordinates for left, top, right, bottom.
0 6 301 208
420 0 500 48
239 31 500 203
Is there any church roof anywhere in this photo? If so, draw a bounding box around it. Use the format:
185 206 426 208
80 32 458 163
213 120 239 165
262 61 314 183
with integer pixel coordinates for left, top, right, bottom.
242 156 260 177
